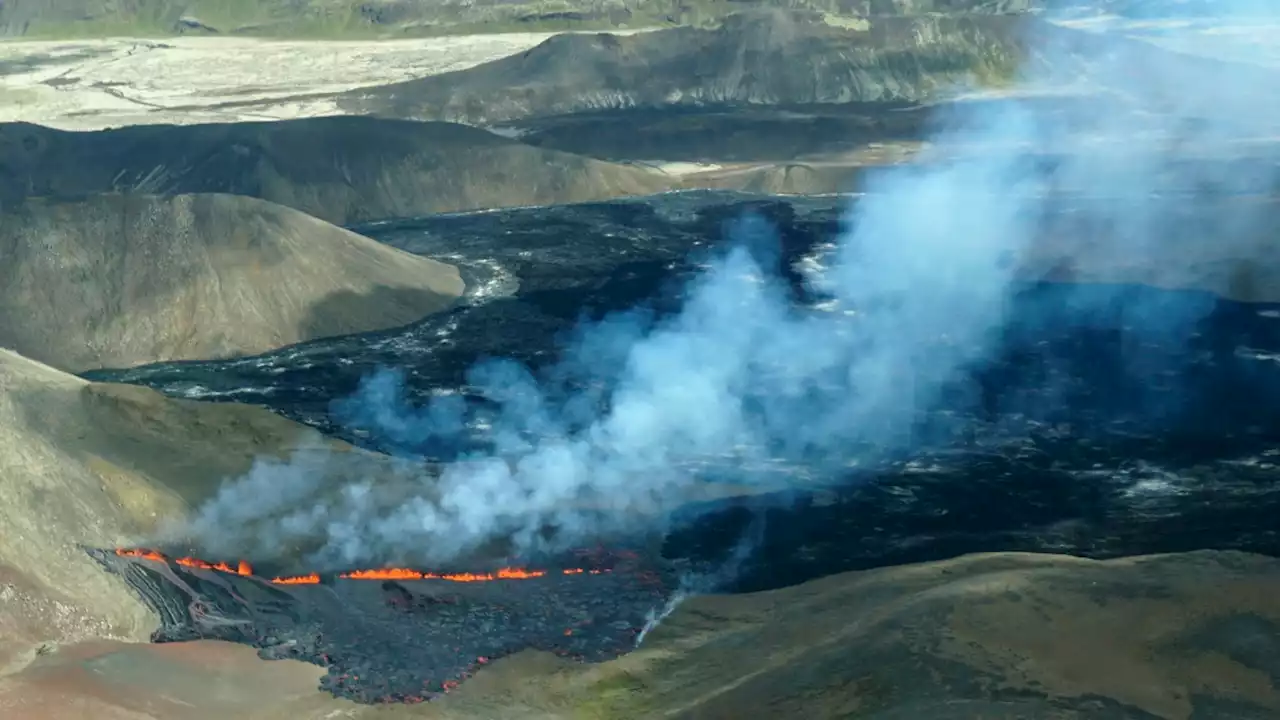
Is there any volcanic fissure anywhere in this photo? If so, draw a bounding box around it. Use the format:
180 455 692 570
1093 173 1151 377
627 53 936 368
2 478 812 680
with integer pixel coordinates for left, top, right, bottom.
91 545 676 703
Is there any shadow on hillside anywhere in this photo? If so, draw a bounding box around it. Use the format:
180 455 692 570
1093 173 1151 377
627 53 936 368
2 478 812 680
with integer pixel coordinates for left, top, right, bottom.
300 283 462 343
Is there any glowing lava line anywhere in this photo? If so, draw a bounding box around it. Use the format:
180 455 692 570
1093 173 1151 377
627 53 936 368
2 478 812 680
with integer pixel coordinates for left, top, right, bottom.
113 548 606 585
339 568 548 582
271 573 321 585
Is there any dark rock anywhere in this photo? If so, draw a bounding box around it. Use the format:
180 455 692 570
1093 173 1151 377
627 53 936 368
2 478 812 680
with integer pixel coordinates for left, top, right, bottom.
0 116 670 225
89 546 678 704
339 11 1035 124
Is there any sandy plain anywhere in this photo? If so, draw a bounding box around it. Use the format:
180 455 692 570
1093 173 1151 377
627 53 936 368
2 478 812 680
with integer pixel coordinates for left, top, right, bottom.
0 32 644 130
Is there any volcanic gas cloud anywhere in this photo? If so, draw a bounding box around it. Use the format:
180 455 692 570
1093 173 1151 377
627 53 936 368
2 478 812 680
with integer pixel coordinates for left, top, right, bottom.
94 545 676 703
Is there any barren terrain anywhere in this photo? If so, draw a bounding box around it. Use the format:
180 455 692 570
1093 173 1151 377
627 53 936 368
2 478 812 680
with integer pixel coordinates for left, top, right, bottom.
0 117 673 224
0 347 375 682
0 33 570 130
0 6 1278 720
2 550 1278 719
6 14 1276 203
0 192 463 372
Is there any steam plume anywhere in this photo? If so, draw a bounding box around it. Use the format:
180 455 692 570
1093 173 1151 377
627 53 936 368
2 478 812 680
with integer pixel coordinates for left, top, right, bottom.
183 6 1280 566
635 516 763 646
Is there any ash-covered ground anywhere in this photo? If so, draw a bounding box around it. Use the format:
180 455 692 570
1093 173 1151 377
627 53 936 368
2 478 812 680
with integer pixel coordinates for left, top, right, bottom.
89 546 675 703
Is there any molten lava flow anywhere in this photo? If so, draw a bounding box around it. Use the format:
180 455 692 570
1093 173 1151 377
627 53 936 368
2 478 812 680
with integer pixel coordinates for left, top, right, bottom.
341 568 425 581
116 548 167 563
339 567 549 582
175 556 253 576
272 573 321 585
113 548 605 586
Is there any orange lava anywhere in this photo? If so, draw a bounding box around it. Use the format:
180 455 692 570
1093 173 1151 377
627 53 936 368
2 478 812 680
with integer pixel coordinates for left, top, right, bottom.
271 573 321 585
115 548 166 563
173 557 254 576
112 548 603 585
340 568 426 581
338 567 549 582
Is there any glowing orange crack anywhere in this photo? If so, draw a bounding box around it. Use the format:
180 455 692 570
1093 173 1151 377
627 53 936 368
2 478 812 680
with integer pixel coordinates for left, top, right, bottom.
338 567 549 582
271 573 321 585
113 548 603 585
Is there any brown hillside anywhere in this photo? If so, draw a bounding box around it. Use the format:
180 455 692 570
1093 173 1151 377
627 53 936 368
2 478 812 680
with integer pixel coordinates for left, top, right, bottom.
0 192 464 373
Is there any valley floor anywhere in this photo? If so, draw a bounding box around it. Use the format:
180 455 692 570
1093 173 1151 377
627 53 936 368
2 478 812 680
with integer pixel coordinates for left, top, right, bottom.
0 32 640 130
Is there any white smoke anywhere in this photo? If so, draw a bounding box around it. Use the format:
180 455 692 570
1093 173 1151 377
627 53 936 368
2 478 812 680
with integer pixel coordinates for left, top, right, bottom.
636 590 688 647
184 5 1280 567
637 518 761 646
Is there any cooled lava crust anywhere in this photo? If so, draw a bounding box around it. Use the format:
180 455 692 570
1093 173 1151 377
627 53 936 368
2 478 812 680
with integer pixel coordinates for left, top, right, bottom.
88 546 676 703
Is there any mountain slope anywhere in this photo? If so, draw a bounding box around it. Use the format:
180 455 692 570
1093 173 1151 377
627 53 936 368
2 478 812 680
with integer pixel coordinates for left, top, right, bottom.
339 9 1280 138
1 549 1276 718
339 11 1030 124
572 550 1280 719
0 348 365 678
0 0 1041 38
0 117 672 225
0 192 463 373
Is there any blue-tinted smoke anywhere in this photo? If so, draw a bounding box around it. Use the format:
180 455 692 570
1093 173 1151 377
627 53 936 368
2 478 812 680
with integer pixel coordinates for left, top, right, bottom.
185 5 1280 565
